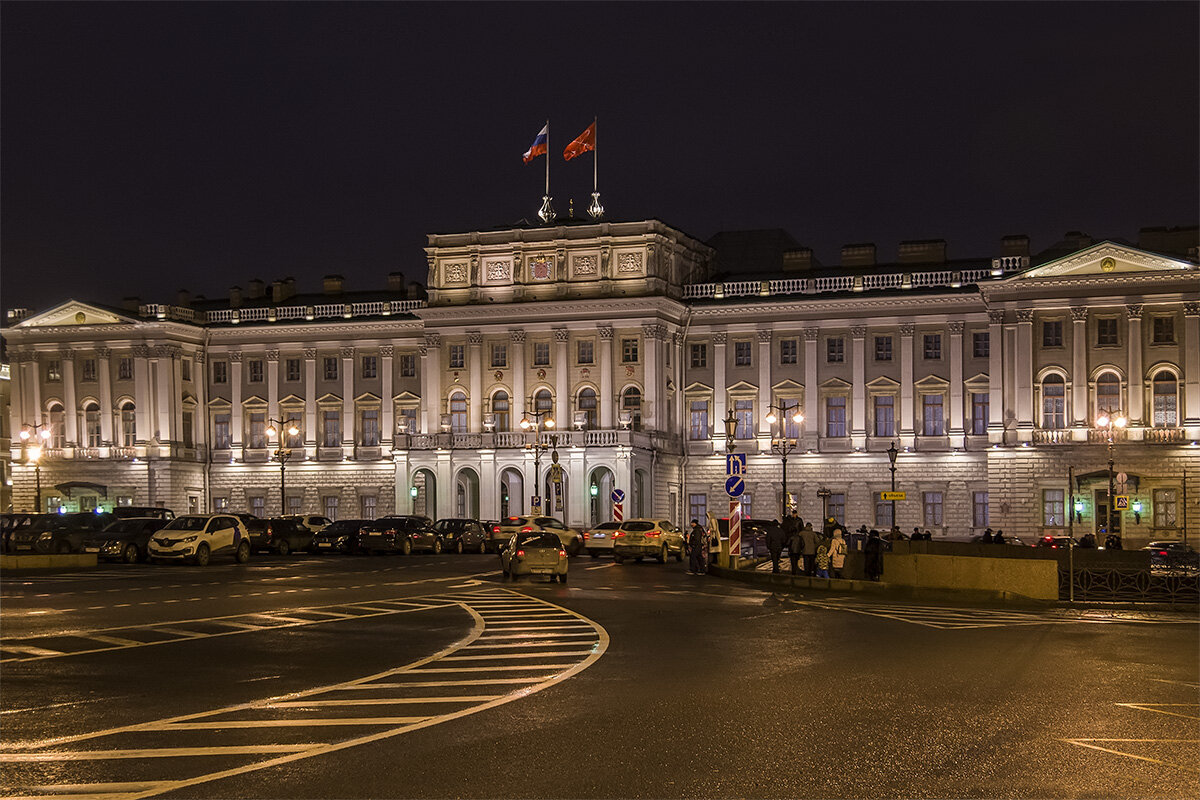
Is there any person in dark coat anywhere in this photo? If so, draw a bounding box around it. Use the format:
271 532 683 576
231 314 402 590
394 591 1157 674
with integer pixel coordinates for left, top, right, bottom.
1105 533 1122 550
787 522 803 575
687 520 706 574
864 530 884 581
799 522 819 576
765 520 787 573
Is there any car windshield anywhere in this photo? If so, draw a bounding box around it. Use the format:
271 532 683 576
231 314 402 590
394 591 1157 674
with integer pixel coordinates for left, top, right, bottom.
163 516 208 532
435 520 465 531
622 521 655 532
324 521 361 534
28 516 76 531
517 533 561 549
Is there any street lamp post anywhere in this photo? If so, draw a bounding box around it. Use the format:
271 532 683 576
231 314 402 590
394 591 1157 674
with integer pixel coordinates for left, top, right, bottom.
19 422 53 513
1096 411 1127 541
886 441 899 532
765 401 804 518
266 418 301 516
519 401 555 514
817 487 832 525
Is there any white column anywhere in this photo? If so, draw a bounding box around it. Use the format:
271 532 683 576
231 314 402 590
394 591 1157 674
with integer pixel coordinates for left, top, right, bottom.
597 327 612 428
304 348 317 450
555 328 570 428
171 350 184 447
1126 305 1144 425
97 347 114 445
757 329 772 435
1015 309 1034 436
510 331 527 425
850 326 867 444
713 331 728 427
803 328 818 447
267 350 279 422
468 332 483 432
948 321 965 445
987 311 1004 443
62 349 78 446
10 356 26 439
380 345 394 441
133 346 151 445
341 347 354 448
642 325 658 431
423 334 442 434
229 352 244 453
154 345 176 444
1185 303 1200 425
479 449 497 520
194 352 208 453
899 324 915 444
1071 307 1088 426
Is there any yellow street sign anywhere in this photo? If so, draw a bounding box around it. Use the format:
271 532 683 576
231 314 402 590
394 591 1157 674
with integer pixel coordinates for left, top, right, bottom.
881 491 906 501
1114 495 1129 510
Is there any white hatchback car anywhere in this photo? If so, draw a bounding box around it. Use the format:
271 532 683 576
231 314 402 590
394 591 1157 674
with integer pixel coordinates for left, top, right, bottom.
148 514 251 566
582 521 622 557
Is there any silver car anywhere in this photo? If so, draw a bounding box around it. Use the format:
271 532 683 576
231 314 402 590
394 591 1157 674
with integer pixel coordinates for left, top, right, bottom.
582 521 621 557
500 532 569 583
612 519 686 564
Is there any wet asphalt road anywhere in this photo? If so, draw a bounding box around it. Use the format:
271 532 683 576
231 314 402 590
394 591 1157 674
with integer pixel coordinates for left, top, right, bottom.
1 553 1196 799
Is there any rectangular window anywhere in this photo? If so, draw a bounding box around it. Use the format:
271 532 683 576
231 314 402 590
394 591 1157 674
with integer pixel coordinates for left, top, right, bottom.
284 358 300 382
323 357 339 380
361 409 380 446
398 407 418 435
1042 320 1064 348
780 339 798 365
118 358 133 380
576 340 593 365
214 414 231 450
923 492 944 527
213 496 229 512
922 395 945 436
734 341 752 366
1042 380 1066 429
826 337 844 363
533 342 550 367
1153 489 1178 528
81 359 97 382
323 410 341 447
973 331 989 358
874 336 893 362
361 356 377 379
923 334 942 360
875 498 894 529
283 415 303 448
182 411 194 447
734 399 754 439
973 491 989 528
874 396 894 437
825 396 846 437
1097 318 1118 346
46 359 62 382
287 495 303 515
399 354 416 378
621 338 639 363
249 496 266 518
829 493 845 526
1043 489 1065 527
360 495 377 521
489 343 507 368
690 343 707 368
689 400 710 440
971 393 989 435
181 359 191 382
323 495 339 521
248 359 264 383
1152 316 1175 344
448 345 464 369
689 494 707 525
248 412 266 449
739 493 752 521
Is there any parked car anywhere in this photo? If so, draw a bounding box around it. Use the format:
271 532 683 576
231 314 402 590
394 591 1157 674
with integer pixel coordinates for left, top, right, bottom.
1035 535 1077 549
359 516 445 555
970 532 1027 546
148 514 251 565
433 518 489 553
481 520 505 553
1142 541 1199 572
582 521 622 557
612 518 686 564
496 515 584 556
1 513 43 554
712 517 775 557
112 506 176 521
83 517 170 563
310 519 369 554
8 511 116 554
248 517 314 555
287 514 333 534
500 531 568 583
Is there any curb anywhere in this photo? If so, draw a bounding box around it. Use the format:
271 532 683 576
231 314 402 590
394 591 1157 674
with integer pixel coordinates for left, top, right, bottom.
0 553 99 574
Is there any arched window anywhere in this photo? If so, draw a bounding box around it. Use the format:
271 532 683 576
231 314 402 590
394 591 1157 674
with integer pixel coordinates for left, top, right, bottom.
577 387 598 429
1096 372 1121 416
534 389 554 424
1152 371 1178 427
622 387 642 431
449 392 467 434
492 391 510 432
1041 375 1065 429
84 402 101 447
120 401 137 446
48 403 65 449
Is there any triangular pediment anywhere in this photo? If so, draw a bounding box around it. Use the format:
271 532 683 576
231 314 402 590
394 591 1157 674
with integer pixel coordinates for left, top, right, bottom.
683 381 713 395
15 300 136 328
1016 242 1197 280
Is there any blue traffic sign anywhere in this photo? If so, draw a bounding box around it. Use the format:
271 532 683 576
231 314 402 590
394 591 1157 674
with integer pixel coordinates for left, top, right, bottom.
726 453 747 476
611 488 625 503
531 495 542 507
725 475 745 497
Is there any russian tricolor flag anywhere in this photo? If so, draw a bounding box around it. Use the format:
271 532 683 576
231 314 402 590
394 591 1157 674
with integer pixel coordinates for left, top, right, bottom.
522 124 548 164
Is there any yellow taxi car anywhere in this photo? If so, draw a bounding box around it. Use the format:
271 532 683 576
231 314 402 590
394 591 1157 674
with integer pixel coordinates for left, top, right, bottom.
500 531 569 583
612 518 686 564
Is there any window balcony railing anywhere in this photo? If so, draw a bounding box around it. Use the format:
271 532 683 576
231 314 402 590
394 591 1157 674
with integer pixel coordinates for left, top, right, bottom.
1087 428 1129 444
1143 427 1188 443
1033 429 1072 445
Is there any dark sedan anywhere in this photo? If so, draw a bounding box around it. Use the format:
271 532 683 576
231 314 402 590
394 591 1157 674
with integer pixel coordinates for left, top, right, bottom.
83 517 169 563
359 516 445 555
433 519 488 553
248 517 313 555
8 512 115 554
310 519 370 554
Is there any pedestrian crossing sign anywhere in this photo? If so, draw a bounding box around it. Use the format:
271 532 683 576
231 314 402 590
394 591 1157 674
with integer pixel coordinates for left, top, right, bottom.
1114 495 1129 510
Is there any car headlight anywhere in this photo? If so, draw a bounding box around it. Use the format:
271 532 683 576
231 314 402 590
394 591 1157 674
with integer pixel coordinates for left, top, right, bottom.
180 535 198 544
38 532 52 541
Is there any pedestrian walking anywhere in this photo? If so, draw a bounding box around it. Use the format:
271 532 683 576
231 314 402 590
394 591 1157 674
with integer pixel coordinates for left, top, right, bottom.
828 527 847 579
800 522 819 576
815 543 830 578
687 520 706 575
787 522 803 575
1105 532 1122 550
765 519 786 573
864 529 883 581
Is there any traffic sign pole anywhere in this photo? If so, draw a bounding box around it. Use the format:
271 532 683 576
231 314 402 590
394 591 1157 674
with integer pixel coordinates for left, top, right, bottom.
729 498 741 568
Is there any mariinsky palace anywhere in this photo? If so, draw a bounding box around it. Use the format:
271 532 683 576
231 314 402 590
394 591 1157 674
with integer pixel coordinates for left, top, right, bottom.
3 219 1198 545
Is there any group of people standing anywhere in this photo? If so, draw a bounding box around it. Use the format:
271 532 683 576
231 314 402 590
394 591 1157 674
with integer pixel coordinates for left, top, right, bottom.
766 513 848 580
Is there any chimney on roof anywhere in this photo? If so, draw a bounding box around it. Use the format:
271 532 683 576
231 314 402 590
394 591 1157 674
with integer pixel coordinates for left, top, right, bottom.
247 279 266 299
176 289 191 306
388 272 406 292
1137 225 1199 258
841 243 876 267
898 239 947 265
122 296 141 312
284 277 296 300
782 248 814 271
323 274 345 295
229 286 243 308
1063 231 1093 250
1000 235 1030 259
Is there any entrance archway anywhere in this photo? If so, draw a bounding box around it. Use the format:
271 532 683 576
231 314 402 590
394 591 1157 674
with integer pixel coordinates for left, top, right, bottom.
633 468 649 518
455 467 480 519
588 467 616 526
412 468 437 519
499 467 524 518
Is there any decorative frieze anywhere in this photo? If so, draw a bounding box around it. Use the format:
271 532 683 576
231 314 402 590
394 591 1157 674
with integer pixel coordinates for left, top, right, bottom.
572 254 598 276
443 262 468 284
509 329 526 343
484 259 512 282
528 256 554 281
617 252 644 273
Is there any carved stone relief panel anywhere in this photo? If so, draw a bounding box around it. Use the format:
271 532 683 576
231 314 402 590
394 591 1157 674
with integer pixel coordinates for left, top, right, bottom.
528 255 554 281
442 262 469 285
571 253 598 277
617 251 644 274
484 259 512 283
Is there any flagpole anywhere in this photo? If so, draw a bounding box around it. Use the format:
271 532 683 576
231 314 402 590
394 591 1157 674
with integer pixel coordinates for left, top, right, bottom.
545 119 550 197
588 116 604 220
538 119 555 223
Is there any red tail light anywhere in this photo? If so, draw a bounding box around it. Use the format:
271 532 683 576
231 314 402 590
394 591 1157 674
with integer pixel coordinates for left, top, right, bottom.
521 526 534 532
1159 550 1168 556
614 531 625 538
516 549 525 557
646 530 661 537
558 550 567 559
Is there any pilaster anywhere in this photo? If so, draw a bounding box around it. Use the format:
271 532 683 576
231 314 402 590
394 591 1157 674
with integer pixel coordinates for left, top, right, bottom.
1125 305 1144 425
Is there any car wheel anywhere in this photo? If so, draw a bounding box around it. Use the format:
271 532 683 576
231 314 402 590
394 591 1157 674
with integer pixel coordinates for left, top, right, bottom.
658 545 668 564
277 539 290 556
402 539 412 556
122 543 139 564
478 539 487 554
590 552 599 559
455 539 463 554
235 541 251 564
194 543 211 566
433 539 444 555
559 572 567 585
614 554 624 564
674 547 684 562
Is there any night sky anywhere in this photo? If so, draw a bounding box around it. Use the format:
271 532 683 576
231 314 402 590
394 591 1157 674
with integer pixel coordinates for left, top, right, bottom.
2 2 1197 315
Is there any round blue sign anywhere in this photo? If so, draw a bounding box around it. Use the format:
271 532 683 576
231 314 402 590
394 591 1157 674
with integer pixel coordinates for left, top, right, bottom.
725 475 745 498
611 489 625 503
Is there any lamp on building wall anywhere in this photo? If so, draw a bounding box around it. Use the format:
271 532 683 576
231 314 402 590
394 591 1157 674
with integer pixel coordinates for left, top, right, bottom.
1095 410 1127 538
266 418 300 516
764 401 804 517
19 423 52 513
519 401 555 513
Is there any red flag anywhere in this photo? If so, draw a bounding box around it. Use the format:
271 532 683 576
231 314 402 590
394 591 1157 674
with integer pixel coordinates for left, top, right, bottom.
563 121 596 161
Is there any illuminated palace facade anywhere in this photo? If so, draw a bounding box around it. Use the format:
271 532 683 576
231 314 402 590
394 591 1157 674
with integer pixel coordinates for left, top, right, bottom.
4 220 1199 545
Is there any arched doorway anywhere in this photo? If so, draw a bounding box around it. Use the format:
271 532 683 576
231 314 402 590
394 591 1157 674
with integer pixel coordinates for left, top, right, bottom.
455 467 480 519
587 467 616 526
499 467 524 518
545 466 568 520
412 468 437 519
633 468 649 518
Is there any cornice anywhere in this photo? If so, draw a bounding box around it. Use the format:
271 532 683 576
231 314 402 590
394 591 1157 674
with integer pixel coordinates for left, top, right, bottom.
205 320 424 343
688 295 989 321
